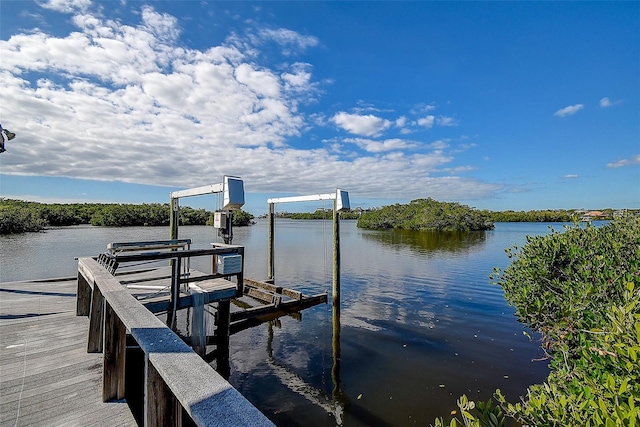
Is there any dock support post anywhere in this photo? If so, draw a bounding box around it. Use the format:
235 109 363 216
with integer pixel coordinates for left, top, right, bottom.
145 358 178 426
103 302 126 401
216 300 231 378
167 257 181 329
267 202 275 282
191 289 207 357
87 285 104 353
332 200 340 307
169 197 179 240
76 271 92 316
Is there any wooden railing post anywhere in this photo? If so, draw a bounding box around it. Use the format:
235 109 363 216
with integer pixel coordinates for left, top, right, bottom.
87 285 104 353
76 271 92 316
103 301 126 402
145 357 177 426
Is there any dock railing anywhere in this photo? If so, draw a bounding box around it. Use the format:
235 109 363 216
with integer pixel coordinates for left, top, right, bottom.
76 255 274 427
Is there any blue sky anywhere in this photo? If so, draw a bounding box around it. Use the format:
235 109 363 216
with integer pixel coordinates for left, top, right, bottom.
0 0 638 215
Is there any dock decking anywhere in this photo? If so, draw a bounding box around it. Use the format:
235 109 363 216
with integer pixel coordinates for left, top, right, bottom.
0 277 137 427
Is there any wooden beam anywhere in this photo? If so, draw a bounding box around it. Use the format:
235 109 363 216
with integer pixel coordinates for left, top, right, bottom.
244 278 303 300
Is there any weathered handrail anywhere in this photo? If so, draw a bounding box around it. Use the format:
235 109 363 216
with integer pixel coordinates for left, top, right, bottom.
76 257 274 427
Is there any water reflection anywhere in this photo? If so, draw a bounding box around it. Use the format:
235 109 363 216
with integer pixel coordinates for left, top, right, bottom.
362 228 487 256
266 318 346 425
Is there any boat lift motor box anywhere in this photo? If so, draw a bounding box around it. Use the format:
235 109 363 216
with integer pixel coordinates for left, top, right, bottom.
213 211 228 229
215 254 243 275
223 176 245 210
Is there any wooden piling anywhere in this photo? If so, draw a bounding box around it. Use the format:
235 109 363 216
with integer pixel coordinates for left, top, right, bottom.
216 300 231 378
268 202 275 282
169 197 179 240
332 200 340 307
191 288 207 357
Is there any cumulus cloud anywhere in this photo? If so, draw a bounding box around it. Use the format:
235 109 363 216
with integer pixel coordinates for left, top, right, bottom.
606 155 640 168
0 3 499 202
331 112 392 137
553 104 584 117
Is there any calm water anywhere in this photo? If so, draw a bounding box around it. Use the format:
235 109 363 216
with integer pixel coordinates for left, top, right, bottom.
0 220 561 426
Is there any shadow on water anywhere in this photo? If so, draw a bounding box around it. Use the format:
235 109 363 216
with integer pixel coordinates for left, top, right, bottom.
362 228 487 256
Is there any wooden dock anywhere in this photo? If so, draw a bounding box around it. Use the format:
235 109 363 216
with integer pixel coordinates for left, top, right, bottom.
1 238 327 426
0 277 137 426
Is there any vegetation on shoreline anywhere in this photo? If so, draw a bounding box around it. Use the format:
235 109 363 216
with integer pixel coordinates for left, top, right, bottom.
0 199 254 234
435 214 640 426
357 198 494 231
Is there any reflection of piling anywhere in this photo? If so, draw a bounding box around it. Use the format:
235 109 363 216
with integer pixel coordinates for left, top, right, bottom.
331 295 341 399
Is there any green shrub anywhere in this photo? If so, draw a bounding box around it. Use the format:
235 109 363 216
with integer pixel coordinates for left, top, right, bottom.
435 215 640 426
357 198 494 231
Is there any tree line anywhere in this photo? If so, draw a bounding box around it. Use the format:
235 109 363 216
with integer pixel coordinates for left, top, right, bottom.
0 199 254 234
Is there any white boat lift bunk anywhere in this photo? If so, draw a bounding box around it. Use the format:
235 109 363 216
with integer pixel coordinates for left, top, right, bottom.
266 189 350 305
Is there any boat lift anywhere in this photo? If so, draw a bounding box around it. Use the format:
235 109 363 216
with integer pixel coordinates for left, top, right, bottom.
266 188 350 305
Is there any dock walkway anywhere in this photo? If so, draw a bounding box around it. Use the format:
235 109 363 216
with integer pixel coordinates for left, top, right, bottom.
0 277 137 427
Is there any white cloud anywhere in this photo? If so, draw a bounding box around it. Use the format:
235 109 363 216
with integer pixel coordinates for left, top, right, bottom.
553 104 584 117
410 103 436 115
395 116 407 128
0 3 501 203
39 0 91 13
599 97 612 108
436 116 457 126
417 115 435 128
331 112 392 137
343 137 418 153
606 155 640 168
599 97 623 108
563 174 579 179
256 28 319 55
